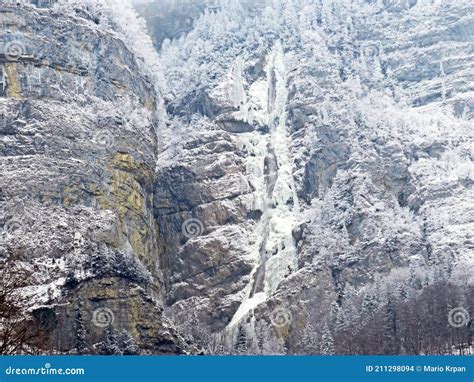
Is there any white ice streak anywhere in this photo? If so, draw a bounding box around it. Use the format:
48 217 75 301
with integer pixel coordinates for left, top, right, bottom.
228 42 300 327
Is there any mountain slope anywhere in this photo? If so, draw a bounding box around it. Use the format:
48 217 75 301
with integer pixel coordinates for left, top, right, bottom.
145 0 473 353
0 0 472 355
0 1 188 354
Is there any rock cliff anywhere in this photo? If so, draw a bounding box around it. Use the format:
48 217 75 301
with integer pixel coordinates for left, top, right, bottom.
1 0 472 355
0 1 187 354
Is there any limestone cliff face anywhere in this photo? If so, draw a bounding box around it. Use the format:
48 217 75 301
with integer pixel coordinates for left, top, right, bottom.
1 0 472 356
0 3 187 354
142 0 473 353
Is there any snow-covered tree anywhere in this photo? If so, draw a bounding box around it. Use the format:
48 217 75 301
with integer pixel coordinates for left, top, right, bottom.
320 323 335 355
101 328 139 355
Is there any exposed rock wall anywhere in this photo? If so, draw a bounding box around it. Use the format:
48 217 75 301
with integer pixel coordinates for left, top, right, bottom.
0 3 187 354
1 0 472 355
145 0 473 353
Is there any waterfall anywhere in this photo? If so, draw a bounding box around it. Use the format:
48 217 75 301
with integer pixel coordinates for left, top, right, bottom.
227 41 300 330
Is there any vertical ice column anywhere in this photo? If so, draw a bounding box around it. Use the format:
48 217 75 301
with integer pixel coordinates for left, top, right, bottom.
228 41 300 328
